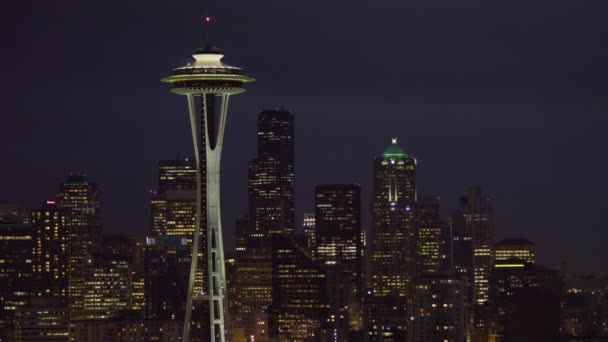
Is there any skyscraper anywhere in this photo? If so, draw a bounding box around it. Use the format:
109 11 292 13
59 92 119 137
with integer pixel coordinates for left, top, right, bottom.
315 184 363 298
268 236 330 341
417 196 442 274
459 186 493 337
149 159 206 337
158 158 197 194
231 108 295 341
369 138 417 340
0 216 35 339
248 108 295 239
30 201 68 299
55 174 101 319
303 212 316 253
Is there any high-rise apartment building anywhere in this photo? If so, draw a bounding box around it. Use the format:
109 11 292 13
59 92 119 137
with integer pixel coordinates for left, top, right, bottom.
369 138 417 340
55 174 101 318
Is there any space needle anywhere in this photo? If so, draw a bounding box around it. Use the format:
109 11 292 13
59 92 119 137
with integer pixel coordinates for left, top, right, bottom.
161 17 254 342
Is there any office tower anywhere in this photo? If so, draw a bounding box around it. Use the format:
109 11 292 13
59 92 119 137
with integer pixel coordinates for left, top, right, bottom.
55 174 101 318
229 248 273 342
144 236 191 321
438 223 452 271
81 254 133 320
235 214 249 258
410 273 466 342
488 261 562 341
158 158 197 193
14 297 69 342
449 211 474 337
417 196 442 273
315 184 363 296
268 236 330 341
151 159 198 241
303 212 316 253
0 217 35 339
315 184 363 339
30 201 68 298
231 109 295 341
150 159 206 336
369 138 417 340
102 234 146 314
248 108 295 239
494 239 536 264
162 26 255 338
459 187 493 308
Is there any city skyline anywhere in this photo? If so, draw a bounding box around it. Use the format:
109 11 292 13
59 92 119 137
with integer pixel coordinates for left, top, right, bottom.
2 0 608 279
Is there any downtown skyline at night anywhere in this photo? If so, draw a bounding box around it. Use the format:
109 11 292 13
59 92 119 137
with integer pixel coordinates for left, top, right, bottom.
2 0 608 341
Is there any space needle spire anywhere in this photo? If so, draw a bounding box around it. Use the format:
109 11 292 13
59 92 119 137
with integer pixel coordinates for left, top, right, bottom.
161 17 255 342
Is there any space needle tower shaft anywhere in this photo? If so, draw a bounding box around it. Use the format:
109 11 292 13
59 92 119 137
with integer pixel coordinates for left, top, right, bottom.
161 17 255 342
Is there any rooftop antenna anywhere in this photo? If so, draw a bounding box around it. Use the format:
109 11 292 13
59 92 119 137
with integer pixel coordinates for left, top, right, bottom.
204 16 212 50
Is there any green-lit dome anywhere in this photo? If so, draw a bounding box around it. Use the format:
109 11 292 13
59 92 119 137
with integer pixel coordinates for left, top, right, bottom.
382 138 409 158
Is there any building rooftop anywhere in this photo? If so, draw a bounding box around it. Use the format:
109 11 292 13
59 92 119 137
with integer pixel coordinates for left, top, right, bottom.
382 138 409 159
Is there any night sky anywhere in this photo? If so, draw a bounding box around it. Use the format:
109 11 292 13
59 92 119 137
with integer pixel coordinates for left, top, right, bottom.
2 0 607 275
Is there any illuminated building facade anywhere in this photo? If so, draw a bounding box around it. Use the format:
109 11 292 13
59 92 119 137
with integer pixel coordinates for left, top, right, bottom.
303 212 316 253
14 298 69 342
235 214 249 258
31 201 68 298
268 236 329 341
158 158 197 194
369 138 417 340
315 184 362 298
81 255 133 320
231 109 294 341
101 235 145 314
55 175 101 319
410 273 466 342
248 109 295 238
149 159 205 332
494 239 536 264
417 196 442 274
0 219 35 338
459 186 494 308
161 30 254 340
